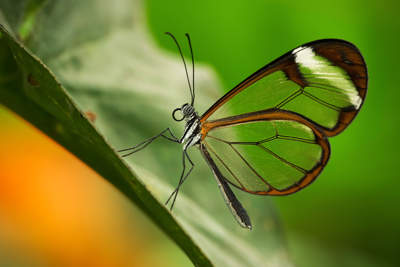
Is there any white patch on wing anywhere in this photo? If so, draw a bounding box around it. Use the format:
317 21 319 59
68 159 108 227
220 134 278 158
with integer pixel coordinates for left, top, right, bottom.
294 47 322 69
292 46 306 54
294 46 362 109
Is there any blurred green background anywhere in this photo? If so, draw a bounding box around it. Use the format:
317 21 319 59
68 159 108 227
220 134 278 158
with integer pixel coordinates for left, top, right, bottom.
146 0 400 266
1 0 399 266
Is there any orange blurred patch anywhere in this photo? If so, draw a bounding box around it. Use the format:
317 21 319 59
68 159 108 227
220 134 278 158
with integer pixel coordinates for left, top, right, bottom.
0 108 163 267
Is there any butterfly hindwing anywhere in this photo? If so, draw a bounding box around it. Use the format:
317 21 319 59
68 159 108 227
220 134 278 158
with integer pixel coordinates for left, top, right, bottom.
201 110 330 195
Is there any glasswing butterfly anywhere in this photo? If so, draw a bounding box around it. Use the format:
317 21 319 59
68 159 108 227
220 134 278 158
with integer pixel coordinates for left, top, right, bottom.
119 33 367 229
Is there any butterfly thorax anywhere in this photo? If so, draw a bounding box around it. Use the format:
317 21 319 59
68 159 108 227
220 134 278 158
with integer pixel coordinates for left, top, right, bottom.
176 104 202 150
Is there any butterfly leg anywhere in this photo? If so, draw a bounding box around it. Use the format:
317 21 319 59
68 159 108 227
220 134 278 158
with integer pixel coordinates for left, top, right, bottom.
165 149 194 210
118 128 179 157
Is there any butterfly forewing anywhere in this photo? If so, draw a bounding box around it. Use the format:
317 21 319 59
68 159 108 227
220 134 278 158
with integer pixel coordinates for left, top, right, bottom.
200 39 367 137
201 110 330 195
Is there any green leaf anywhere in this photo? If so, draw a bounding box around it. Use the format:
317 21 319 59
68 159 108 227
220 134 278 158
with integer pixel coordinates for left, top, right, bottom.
0 0 292 266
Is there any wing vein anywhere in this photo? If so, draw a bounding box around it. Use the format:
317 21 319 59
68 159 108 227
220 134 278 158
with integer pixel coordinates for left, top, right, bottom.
302 91 341 111
229 144 275 190
276 135 317 144
207 135 259 145
204 141 246 189
308 82 357 94
257 136 277 144
257 145 308 174
275 88 303 109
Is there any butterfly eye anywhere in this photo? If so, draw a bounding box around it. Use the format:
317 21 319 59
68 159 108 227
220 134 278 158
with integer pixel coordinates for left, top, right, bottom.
181 103 194 116
172 107 185 121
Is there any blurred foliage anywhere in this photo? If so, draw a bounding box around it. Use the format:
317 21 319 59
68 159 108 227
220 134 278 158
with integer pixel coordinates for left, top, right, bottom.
146 0 400 266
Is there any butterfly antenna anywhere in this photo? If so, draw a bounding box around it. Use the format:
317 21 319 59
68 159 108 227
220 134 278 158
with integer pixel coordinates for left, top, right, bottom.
185 33 195 106
165 32 194 103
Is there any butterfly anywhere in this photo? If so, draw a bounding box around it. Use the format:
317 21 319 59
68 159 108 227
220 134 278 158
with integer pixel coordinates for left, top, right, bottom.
119 33 368 229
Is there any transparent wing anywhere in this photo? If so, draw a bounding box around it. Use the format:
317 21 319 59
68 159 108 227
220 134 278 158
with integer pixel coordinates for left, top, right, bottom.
200 39 367 137
200 110 330 195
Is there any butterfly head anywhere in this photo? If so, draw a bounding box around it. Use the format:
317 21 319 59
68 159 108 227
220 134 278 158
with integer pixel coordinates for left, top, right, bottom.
172 103 197 122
